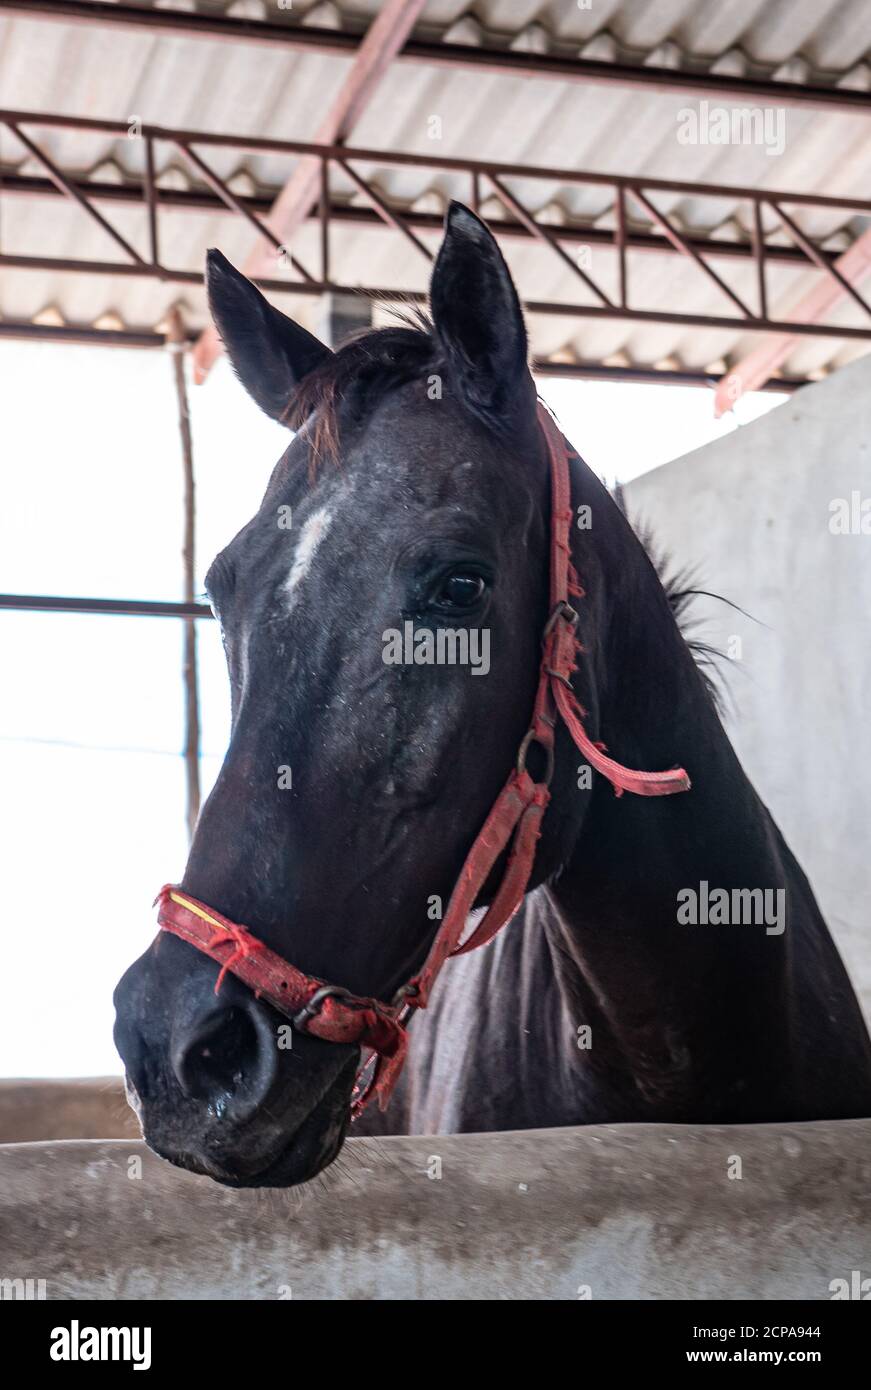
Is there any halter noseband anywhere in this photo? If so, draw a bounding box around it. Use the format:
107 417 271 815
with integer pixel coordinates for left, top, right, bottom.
155 403 691 1117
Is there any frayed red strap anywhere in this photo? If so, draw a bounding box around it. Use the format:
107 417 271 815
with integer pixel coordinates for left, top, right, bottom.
154 886 406 1116
536 403 691 799
554 681 691 797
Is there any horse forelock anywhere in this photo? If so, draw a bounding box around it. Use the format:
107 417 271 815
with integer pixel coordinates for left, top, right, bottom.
280 311 438 473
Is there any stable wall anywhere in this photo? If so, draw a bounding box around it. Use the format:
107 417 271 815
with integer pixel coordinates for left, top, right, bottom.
626 356 871 1022
1 1123 869 1300
0 1078 136 1143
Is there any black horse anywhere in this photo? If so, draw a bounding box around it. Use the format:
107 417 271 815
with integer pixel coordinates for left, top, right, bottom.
114 204 871 1187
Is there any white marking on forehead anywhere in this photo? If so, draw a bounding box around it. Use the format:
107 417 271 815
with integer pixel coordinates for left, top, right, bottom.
284 506 333 608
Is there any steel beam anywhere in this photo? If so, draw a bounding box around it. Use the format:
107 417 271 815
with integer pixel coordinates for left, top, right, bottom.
531 361 805 393
190 0 429 379
4 258 871 342
0 320 181 348
0 172 844 271
3 110 870 213
0 322 812 393
3 3 870 115
3 111 870 363
0 594 213 618
714 225 871 413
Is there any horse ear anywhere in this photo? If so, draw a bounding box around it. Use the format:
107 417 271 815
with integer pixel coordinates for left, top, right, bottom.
205 249 331 421
430 202 534 423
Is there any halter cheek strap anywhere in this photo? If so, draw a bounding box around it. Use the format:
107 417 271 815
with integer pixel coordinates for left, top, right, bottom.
155 402 691 1118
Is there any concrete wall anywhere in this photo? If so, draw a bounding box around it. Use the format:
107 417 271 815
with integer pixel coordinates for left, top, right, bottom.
1 1123 869 1300
0 1078 137 1143
626 355 871 1023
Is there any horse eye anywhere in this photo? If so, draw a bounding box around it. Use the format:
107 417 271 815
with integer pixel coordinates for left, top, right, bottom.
435 572 486 609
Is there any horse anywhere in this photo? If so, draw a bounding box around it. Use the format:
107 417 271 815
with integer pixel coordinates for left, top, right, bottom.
113 203 871 1187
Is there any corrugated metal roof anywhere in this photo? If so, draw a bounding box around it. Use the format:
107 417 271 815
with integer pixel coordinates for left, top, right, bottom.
1 0 870 378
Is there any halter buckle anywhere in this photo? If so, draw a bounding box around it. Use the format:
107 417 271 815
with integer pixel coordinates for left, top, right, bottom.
293 984 353 1031
516 727 556 786
391 981 419 1009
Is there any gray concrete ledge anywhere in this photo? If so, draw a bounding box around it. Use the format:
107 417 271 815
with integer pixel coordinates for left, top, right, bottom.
0 1078 137 1142
1 1121 870 1299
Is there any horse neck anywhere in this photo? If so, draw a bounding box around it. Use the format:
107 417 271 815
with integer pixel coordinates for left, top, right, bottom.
543 524 801 1119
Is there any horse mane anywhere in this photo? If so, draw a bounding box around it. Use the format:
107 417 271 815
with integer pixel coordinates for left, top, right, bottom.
654 564 729 713
613 484 732 712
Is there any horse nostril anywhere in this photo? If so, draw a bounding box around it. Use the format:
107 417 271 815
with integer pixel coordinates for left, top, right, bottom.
188 1008 253 1096
172 1004 277 1119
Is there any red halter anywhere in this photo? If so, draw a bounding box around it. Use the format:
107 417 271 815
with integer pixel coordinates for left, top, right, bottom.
155 403 690 1117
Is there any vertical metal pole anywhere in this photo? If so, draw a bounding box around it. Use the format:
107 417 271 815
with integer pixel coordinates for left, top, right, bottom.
167 307 201 844
752 197 768 320
616 185 628 309
144 135 160 268
319 155 330 283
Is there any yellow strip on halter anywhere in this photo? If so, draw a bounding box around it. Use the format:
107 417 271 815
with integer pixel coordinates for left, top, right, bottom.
168 890 226 933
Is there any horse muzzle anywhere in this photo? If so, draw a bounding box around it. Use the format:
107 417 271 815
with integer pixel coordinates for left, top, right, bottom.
113 938 357 1187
